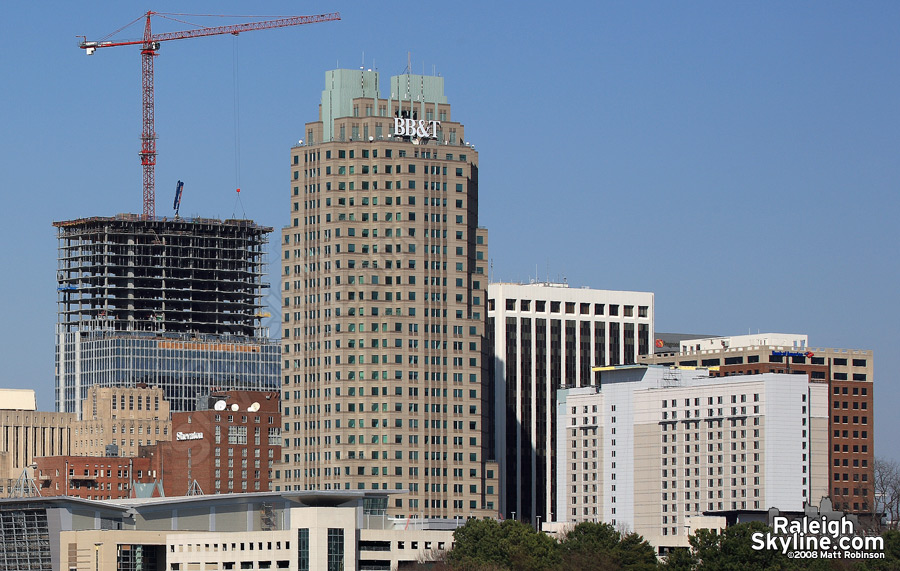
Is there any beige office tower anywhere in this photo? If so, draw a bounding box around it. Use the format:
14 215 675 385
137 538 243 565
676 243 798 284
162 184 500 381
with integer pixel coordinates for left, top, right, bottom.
278 69 499 520
71 386 171 458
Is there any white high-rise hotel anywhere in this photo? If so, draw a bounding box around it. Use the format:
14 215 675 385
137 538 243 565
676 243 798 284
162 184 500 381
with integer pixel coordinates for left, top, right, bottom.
556 366 829 550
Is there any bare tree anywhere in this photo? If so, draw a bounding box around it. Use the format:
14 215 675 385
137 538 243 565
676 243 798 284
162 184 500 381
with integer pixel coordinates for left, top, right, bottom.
873 457 900 530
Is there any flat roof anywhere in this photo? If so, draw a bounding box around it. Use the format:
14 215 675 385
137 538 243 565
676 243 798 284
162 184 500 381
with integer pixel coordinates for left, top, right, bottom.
0 490 402 512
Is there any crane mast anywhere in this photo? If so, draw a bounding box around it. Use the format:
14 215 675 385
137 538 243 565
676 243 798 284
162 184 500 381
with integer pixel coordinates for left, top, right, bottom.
80 11 341 218
140 15 157 218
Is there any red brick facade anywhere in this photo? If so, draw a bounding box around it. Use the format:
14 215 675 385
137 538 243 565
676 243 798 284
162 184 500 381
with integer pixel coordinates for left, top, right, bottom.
714 353 874 516
139 390 281 496
35 455 155 499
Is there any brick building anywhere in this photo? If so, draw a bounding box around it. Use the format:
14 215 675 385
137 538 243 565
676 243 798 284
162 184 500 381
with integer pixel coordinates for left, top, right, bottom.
139 390 281 496
34 455 155 500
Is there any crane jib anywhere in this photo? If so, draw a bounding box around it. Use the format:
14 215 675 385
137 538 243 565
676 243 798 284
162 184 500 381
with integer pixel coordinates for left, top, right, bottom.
77 12 340 218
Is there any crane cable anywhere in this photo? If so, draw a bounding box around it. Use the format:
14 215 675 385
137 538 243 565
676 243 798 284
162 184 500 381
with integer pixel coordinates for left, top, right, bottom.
232 35 246 218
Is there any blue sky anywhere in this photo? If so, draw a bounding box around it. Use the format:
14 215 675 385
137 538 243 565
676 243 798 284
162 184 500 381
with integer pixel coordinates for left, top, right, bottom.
1 2 897 461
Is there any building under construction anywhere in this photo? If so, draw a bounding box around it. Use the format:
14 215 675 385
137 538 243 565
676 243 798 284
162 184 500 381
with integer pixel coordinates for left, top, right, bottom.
54 215 279 416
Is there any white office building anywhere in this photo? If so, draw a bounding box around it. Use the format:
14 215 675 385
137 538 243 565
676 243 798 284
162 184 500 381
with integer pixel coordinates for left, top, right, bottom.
487 282 654 523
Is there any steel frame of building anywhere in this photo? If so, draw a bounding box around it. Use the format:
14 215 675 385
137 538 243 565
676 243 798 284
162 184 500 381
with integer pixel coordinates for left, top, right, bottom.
54 214 272 338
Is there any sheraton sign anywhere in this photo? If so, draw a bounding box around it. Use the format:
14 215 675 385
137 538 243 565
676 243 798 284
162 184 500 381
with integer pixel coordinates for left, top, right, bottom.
176 431 204 441
393 118 440 139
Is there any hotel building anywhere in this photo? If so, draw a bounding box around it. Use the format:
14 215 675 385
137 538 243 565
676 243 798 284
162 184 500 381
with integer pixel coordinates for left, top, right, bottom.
139 389 281 496
556 366 829 551
640 333 874 516
278 69 498 519
487 282 654 522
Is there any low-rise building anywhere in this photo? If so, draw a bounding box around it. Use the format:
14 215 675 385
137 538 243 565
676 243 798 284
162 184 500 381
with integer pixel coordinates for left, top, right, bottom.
0 395 75 496
33 455 157 500
0 491 457 571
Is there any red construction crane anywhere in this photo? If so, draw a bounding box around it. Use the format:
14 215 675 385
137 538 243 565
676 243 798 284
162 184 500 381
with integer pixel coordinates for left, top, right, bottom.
79 11 341 218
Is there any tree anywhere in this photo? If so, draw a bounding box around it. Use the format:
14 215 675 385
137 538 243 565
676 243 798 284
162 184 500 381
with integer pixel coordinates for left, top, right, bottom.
659 547 696 570
873 458 900 531
447 518 558 571
689 521 798 571
447 518 504 569
557 522 657 571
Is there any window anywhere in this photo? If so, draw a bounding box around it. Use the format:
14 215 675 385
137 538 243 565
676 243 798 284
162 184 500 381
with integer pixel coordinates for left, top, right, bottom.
327 529 344 571
297 529 309 571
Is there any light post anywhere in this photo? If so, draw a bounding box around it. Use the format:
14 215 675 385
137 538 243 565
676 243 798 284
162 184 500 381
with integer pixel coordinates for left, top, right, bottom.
536 516 542 531
511 511 516 521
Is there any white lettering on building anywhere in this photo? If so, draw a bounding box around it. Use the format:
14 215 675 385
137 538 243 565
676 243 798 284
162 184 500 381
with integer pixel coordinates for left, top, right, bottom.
392 118 440 139
176 431 204 441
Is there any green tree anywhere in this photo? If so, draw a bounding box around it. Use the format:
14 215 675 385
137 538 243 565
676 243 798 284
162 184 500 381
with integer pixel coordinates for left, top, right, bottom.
865 529 900 571
660 547 697 570
448 519 558 571
557 522 657 570
690 521 797 571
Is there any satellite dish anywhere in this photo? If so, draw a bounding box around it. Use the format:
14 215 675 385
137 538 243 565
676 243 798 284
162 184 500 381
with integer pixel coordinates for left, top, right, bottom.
231 403 239 411
248 402 260 413
368 136 374 142
214 400 226 411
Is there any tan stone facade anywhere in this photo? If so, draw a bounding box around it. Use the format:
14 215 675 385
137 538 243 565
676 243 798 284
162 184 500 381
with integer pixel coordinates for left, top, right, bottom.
1 386 174 497
72 386 171 458
0 409 75 496
278 69 498 519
